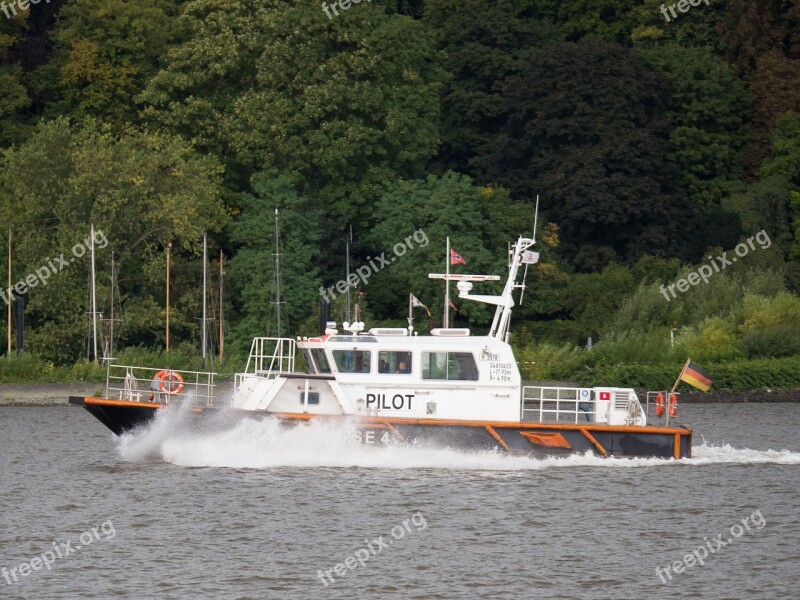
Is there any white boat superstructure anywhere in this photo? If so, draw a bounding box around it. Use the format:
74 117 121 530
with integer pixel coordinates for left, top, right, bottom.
230 236 647 428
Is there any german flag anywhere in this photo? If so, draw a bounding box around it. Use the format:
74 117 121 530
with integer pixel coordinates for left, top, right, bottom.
680 360 713 392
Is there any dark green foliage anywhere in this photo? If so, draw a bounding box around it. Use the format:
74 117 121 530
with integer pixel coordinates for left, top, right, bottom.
739 326 800 359
424 0 560 176
479 37 692 266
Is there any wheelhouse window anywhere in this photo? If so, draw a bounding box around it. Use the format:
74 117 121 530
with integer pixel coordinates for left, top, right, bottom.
311 349 331 373
422 352 478 381
378 351 412 374
332 350 371 373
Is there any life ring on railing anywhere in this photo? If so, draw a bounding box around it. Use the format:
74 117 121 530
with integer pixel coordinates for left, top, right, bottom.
154 370 184 395
655 392 665 417
668 392 678 417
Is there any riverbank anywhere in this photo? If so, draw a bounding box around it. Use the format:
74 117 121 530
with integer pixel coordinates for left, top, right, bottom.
0 383 797 406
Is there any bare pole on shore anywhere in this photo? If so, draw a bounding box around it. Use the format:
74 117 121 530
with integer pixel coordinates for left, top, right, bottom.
90 223 98 365
108 251 115 359
219 249 224 363
202 232 207 367
166 242 171 353
7 228 11 355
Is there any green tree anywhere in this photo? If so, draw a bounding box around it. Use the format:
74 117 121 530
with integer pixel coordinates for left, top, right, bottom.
365 172 530 328
141 0 445 223
226 176 324 345
638 43 751 206
479 37 691 267
0 16 30 146
33 0 179 128
535 0 638 43
423 0 559 175
0 118 228 361
721 0 800 169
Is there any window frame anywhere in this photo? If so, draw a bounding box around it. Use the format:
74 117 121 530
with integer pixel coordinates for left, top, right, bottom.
331 349 372 374
421 351 479 381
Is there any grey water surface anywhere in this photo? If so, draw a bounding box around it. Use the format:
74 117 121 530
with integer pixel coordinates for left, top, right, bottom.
1 403 798 600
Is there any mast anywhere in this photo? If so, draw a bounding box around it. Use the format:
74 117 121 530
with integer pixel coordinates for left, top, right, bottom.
7 229 11 355
90 223 98 364
202 232 207 365
219 249 224 363
108 251 115 359
166 242 171 352
273 209 283 337
345 225 351 324
444 237 450 328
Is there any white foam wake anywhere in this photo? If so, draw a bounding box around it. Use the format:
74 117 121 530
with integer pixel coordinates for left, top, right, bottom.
116 408 800 470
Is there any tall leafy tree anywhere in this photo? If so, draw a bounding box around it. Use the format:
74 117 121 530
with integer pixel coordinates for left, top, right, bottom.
535 0 639 43
479 37 691 268
423 0 560 175
0 16 30 146
366 172 531 327
226 176 324 344
721 0 800 169
0 118 228 360
631 0 728 51
141 0 445 223
637 43 752 205
33 0 179 127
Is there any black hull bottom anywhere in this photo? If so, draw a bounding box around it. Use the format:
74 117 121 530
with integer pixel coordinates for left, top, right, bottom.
70 397 692 459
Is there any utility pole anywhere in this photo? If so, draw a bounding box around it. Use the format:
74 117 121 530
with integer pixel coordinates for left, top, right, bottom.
202 232 207 367
219 249 224 363
166 242 171 352
7 229 11 355
90 223 98 364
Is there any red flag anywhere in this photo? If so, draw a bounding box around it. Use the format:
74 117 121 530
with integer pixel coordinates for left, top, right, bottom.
450 249 466 265
448 300 458 312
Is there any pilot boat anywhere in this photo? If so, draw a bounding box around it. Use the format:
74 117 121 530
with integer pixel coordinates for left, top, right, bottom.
70 236 692 458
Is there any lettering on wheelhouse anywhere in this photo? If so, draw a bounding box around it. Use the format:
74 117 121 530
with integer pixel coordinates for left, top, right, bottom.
366 392 414 410
488 362 513 382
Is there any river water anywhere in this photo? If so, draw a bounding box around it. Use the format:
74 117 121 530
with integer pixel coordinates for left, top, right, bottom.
1 403 799 599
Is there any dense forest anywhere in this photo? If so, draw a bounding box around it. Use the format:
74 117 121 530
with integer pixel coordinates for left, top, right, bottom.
1 0 800 388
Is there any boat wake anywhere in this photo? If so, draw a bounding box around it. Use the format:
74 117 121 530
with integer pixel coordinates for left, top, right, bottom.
116 407 800 471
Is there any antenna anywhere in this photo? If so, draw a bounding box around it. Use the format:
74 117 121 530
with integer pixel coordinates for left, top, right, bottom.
345 224 352 324
273 208 283 337
532 195 539 243
202 231 207 366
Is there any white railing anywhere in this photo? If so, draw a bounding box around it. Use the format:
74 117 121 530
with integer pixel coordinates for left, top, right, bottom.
234 337 298 393
243 337 296 376
106 364 216 407
521 386 596 424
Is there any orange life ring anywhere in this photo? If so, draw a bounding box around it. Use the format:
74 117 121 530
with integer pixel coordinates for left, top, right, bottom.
668 393 678 417
655 392 665 416
154 370 184 395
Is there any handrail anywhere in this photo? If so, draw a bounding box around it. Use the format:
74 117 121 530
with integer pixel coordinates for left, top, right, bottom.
521 386 596 424
105 364 217 407
243 337 296 376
